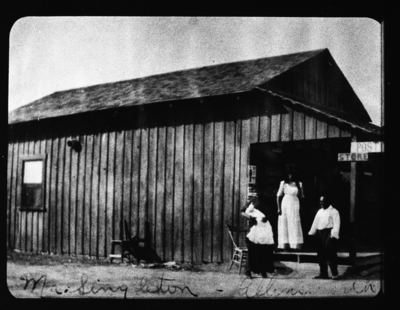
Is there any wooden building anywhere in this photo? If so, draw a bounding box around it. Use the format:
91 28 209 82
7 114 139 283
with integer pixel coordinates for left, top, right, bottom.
7 48 382 263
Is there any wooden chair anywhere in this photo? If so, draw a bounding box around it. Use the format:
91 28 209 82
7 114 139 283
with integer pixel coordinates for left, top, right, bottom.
109 220 143 263
226 223 248 274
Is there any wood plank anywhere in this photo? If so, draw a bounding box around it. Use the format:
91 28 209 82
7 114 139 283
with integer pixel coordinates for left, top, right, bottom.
250 102 260 144
173 106 184 262
341 128 351 138
7 137 14 248
183 105 194 262
203 103 214 263
156 122 166 260
69 130 79 255
328 124 340 138
293 109 305 141
83 132 94 256
15 135 23 251
213 105 225 263
98 131 109 258
270 113 281 142
223 102 236 261
49 130 59 254
32 127 41 253
316 119 328 139
90 131 100 257
164 106 175 261
38 126 46 253
233 100 242 230
147 113 158 248
42 132 51 253
75 130 86 255
139 111 149 240
305 115 317 140
131 126 141 238
10 134 19 249
62 130 71 255
239 99 251 247
114 129 124 242
259 98 271 143
25 131 34 252
122 128 133 241
280 104 293 141
105 130 116 257
193 103 204 262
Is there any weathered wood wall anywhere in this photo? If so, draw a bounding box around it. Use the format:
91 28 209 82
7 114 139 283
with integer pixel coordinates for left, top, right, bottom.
7 92 352 262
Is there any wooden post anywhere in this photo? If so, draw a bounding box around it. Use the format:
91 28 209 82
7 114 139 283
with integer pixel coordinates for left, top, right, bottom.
349 135 357 268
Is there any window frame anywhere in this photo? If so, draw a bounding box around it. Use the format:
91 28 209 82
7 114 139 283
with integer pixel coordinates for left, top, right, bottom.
19 154 47 212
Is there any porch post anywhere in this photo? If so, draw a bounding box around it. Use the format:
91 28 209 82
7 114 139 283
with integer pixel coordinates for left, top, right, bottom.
349 134 357 267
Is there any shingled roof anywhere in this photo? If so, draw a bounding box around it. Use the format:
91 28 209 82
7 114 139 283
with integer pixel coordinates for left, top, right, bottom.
9 49 326 124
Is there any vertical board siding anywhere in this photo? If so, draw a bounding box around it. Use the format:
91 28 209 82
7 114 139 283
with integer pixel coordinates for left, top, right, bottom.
328 124 340 138
7 137 14 248
233 100 242 231
83 132 93 256
49 130 59 254
105 130 116 257
281 104 293 141
316 119 328 139
131 126 141 237
183 106 194 262
213 106 225 262
9 93 360 260
239 100 250 247
69 130 79 255
98 131 108 257
203 103 214 262
148 115 158 248
43 128 52 253
223 102 236 260
305 115 317 140
123 128 133 244
10 138 19 249
114 130 124 242
76 130 85 255
62 130 71 255
164 107 175 261
91 131 100 257
259 99 271 143
193 104 204 262
293 109 305 141
155 122 166 260
173 107 184 262
270 113 281 142
139 112 149 240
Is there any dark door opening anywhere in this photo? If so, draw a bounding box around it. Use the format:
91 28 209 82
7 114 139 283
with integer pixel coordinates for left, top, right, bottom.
249 138 352 252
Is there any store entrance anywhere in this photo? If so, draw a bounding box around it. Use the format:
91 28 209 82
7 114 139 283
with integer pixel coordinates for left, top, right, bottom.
249 138 352 251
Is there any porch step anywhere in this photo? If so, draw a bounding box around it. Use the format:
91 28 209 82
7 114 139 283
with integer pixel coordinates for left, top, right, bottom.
274 251 382 266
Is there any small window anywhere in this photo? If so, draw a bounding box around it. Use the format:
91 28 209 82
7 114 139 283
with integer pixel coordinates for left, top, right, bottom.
20 155 46 211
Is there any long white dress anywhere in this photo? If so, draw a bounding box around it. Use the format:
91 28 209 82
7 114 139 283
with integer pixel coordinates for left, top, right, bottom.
245 204 274 245
277 181 304 249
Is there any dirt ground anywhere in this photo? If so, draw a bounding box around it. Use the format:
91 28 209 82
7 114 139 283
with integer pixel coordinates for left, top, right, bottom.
6 249 382 299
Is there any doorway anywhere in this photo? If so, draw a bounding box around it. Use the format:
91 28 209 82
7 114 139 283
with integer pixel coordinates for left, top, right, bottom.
249 138 352 251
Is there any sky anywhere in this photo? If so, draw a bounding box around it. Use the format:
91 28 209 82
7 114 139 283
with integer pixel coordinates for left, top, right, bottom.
9 17 382 125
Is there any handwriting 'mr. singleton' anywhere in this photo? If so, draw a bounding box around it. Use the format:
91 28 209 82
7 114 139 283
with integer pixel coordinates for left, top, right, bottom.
20 273 198 298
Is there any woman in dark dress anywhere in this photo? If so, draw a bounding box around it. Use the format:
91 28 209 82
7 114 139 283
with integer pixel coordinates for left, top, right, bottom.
241 193 275 279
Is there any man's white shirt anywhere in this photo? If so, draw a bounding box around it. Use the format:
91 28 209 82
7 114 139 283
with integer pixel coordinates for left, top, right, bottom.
308 206 340 239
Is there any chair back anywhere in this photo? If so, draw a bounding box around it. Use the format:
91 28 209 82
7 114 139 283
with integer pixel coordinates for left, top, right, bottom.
226 223 247 249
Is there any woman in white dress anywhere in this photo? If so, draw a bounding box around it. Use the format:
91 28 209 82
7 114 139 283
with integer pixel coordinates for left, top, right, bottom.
276 169 305 250
242 198 275 278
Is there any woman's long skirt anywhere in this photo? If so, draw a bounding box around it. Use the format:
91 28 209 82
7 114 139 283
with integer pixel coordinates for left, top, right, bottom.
246 238 274 274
